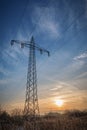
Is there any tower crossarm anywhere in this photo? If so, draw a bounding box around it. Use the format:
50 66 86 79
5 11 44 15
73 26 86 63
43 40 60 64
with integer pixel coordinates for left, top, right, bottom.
34 44 50 56
11 39 50 56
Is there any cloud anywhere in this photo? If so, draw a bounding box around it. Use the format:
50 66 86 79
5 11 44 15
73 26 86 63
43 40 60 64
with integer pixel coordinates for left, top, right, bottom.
74 52 87 60
1 39 29 68
49 81 87 106
39 19 59 38
0 67 26 106
57 59 85 81
16 29 29 41
56 52 86 80
1 47 20 68
0 67 11 77
70 76 87 90
50 81 78 92
50 87 58 91
32 6 59 38
69 60 84 71
0 79 10 85
75 71 87 79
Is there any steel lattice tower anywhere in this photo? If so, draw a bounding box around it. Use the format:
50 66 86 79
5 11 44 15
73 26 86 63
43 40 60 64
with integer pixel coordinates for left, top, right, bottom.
24 37 39 117
11 36 50 129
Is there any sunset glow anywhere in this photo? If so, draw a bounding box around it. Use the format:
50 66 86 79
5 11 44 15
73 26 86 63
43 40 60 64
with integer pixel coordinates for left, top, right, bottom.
55 99 64 107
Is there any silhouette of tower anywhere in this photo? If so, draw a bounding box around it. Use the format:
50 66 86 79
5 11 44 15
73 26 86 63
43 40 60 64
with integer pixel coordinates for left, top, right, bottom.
11 36 50 129
24 36 39 117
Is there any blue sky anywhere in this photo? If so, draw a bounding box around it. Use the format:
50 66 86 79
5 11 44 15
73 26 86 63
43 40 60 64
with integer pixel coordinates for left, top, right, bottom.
0 0 87 113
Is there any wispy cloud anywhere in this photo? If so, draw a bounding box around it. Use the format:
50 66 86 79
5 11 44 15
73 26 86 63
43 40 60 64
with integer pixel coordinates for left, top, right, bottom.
49 81 87 103
75 71 87 79
2 47 19 67
74 52 87 60
50 81 78 92
32 6 59 38
58 52 86 80
70 76 87 90
39 18 59 38
0 67 10 77
0 79 10 85
2 39 29 67
50 87 58 91
56 59 85 81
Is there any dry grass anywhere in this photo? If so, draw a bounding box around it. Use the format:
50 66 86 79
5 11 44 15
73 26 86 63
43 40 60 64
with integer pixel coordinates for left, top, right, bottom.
0 111 87 130
1 116 87 130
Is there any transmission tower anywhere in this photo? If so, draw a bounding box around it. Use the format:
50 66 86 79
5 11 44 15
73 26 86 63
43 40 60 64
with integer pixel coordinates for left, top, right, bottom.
11 36 50 129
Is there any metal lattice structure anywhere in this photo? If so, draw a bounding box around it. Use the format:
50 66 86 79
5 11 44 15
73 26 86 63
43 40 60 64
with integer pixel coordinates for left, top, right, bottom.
11 36 50 129
24 37 39 117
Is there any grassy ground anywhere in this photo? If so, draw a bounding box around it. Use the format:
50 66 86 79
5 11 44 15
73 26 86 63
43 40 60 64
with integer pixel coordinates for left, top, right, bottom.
0 109 87 130
0 115 87 130
24 116 87 130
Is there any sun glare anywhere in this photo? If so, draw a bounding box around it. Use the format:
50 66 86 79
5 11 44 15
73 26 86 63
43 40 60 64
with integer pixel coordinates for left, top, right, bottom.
55 99 64 107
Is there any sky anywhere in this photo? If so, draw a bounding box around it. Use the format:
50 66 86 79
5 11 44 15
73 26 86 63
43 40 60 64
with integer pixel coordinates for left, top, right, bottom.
0 0 87 114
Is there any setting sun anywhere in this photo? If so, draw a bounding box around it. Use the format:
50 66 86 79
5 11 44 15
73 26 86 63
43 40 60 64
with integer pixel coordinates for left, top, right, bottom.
55 99 64 107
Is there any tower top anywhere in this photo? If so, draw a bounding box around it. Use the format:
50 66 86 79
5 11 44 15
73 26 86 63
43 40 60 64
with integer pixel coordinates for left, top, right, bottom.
30 36 34 44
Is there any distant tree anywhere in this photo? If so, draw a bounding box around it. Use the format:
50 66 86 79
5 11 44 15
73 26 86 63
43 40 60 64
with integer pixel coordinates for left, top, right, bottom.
11 108 24 125
0 105 2 114
11 108 23 116
0 110 11 122
64 109 87 117
44 112 61 118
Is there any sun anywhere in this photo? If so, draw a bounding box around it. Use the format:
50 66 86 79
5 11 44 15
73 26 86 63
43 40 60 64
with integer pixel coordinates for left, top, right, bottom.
55 99 64 107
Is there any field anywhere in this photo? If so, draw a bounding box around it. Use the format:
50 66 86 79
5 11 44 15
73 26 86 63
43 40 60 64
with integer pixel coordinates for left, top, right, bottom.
0 110 87 130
